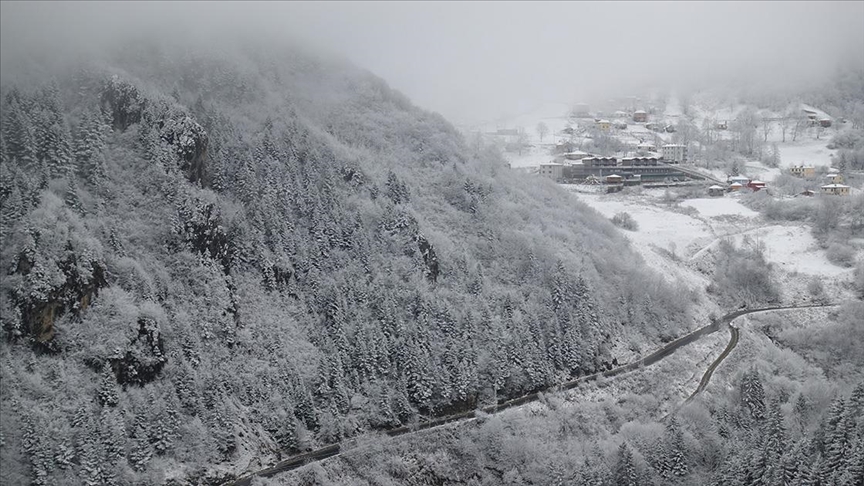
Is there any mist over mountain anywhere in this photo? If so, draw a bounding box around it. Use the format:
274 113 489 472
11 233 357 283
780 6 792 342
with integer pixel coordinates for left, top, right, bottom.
2 2 862 125
1 3 863 486
0 21 698 485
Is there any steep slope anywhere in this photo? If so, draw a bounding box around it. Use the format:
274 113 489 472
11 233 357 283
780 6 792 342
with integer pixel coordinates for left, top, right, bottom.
0 39 693 484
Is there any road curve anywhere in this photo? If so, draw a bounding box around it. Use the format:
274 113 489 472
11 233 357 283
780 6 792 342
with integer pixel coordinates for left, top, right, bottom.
684 325 738 405
681 303 837 407
223 303 836 486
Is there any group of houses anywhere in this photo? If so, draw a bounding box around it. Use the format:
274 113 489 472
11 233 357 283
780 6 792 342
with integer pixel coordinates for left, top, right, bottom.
577 104 682 136
703 176 768 197
788 165 850 196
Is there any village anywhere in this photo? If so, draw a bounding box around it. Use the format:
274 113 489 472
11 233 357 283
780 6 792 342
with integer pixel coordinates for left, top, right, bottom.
474 95 856 199
458 92 863 314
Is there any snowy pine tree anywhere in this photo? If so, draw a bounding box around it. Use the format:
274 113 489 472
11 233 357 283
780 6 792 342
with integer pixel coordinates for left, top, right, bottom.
97 363 119 407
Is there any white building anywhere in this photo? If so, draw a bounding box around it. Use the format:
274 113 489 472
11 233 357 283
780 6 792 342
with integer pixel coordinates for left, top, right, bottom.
821 184 850 196
538 163 564 181
661 144 688 164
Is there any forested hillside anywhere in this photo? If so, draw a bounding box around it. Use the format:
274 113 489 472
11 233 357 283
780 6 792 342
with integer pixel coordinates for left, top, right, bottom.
270 303 864 486
0 39 693 484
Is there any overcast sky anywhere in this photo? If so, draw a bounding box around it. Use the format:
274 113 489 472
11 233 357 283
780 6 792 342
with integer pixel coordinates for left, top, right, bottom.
2 1 862 125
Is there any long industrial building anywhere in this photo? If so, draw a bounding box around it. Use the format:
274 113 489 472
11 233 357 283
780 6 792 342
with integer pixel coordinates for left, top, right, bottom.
557 156 694 183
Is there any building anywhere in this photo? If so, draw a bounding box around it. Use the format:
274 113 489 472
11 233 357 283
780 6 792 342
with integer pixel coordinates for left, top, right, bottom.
728 175 750 186
729 182 744 191
708 185 726 197
563 151 592 161
825 173 844 184
605 174 624 184
633 110 648 123
821 184 850 196
623 174 642 186
716 121 728 130
800 189 816 197
789 165 815 178
661 144 688 164
748 180 767 191
820 118 832 128
596 119 611 131
621 156 660 166
613 120 628 130
539 163 564 181
582 156 618 167
554 141 577 154
636 142 656 152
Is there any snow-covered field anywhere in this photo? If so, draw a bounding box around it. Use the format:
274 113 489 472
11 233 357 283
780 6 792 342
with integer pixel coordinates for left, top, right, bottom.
566 187 858 304
691 224 854 278
680 197 759 218
777 139 836 170
480 94 859 302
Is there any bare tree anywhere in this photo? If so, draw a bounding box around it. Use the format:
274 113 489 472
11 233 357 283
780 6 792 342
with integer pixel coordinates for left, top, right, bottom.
536 121 549 142
760 112 773 142
731 107 759 156
778 115 791 142
701 118 716 146
848 100 864 130
791 113 807 142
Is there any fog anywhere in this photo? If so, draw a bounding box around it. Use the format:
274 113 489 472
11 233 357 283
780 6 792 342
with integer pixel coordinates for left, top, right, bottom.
2 1 862 125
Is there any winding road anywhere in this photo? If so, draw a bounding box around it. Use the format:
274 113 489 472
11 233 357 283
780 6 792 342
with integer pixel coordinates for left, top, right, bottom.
223 303 836 486
681 303 837 405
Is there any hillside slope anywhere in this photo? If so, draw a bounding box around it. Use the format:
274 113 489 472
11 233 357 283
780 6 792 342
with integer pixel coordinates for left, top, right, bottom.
0 39 693 484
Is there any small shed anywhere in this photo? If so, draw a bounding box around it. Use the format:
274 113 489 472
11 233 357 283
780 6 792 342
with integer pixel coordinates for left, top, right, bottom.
729 182 744 191
820 118 832 128
708 185 725 197
716 121 728 130
605 174 624 184
800 189 816 197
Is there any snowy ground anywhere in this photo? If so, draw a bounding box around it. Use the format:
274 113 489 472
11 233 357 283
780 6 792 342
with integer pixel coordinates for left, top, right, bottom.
475 93 859 301
564 186 858 304
776 138 836 170
680 197 759 218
